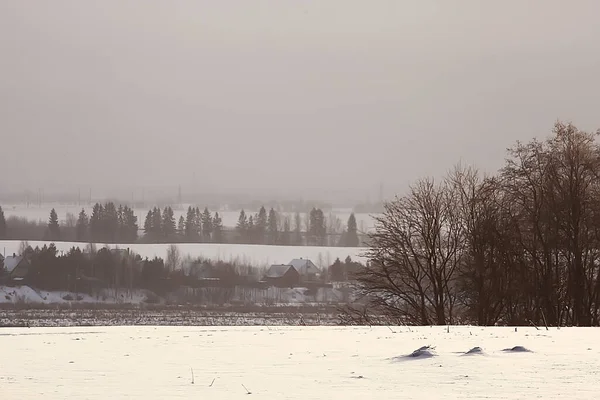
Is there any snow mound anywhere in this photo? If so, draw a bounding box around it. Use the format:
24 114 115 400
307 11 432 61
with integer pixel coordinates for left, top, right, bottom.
392 345 436 362
463 346 484 355
502 346 532 353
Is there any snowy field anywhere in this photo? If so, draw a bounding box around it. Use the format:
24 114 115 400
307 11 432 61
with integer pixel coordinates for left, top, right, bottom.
1 204 378 231
0 240 368 267
1 325 598 399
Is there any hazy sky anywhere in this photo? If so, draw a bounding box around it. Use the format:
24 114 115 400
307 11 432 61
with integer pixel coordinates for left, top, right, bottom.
2 1 600 202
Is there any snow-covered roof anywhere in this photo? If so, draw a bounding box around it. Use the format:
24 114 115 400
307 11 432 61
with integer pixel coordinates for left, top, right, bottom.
265 265 297 278
4 256 24 273
288 258 320 274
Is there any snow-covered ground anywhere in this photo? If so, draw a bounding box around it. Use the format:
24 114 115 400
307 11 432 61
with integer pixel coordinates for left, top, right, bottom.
0 285 150 305
1 203 378 231
0 240 368 268
0 284 355 306
1 325 597 399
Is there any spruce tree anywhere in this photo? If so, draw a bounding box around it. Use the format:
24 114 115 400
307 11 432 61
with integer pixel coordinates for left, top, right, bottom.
117 205 125 242
76 208 89 241
143 210 153 238
281 216 291 246
255 206 268 244
90 203 104 242
177 216 185 236
151 207 162 238
162 206 176 239
236 209 248 243
267 208 278 245
247 215 255 244
201 207 213 241
184 206 197 241
103 202 119 242
293 212 302 245
122 206 138 242
48 208 60 240
194 207 202 237
345 213 359 247
0 205 6 239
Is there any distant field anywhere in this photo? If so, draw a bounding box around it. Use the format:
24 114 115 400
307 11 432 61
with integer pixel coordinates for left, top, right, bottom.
0 240 368 267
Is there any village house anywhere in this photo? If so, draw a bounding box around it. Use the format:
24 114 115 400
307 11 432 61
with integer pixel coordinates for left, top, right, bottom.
2 253 31 283
287 258 321 281
263 258 322 287
264 264 300 288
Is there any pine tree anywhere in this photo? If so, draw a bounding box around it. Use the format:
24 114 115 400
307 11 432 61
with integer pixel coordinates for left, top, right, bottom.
76 208 89 241
255 206 268 244
236 209 248 243
162 206 176 239
48 208 60 240
0 205 6 239
201 207 213 241
177 216 185 236
213 212 223 243
267 208 279 245
345 213 359 247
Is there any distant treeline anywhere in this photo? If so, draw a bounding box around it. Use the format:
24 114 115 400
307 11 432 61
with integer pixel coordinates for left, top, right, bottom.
0 242 364 298
0 204 365 247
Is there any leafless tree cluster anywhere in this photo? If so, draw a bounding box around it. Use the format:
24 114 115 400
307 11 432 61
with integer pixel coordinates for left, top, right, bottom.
343 122 600 326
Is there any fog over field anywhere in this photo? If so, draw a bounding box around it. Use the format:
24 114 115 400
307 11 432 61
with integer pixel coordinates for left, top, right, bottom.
2 1 600 203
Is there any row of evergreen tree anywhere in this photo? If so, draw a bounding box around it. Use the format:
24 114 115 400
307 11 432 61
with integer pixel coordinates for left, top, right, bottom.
143 206 224 243
234 206 358 246
74 203 138 243
0 204 362 247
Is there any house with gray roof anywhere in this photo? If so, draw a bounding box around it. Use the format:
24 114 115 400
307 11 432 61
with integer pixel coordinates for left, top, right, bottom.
264 264 300 287
288 258 321 281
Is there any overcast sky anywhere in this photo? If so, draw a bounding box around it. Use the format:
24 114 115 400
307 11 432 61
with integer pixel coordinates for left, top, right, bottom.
1 0 599 202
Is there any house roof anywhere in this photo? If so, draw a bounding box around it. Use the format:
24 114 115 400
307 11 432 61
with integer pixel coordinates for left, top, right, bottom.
4 256 24 273
265 264 297 278
288 258 320 274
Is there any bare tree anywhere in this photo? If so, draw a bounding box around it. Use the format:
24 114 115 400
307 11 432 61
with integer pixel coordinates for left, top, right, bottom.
349 177 463 325
165 244 182 273
448 165 508 325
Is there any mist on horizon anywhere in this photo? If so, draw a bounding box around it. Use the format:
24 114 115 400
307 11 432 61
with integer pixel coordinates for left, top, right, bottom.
2 1 600 204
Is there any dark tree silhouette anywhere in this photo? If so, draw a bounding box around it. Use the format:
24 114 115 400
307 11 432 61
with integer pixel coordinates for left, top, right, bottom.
345 213 359 247
47 208 60 240
0 205 6 239
76 208 89 241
